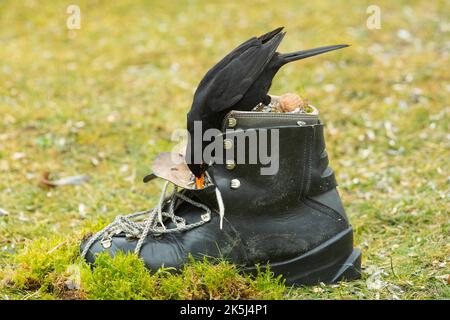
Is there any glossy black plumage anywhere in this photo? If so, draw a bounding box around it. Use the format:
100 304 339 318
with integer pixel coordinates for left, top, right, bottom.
186 27 348 177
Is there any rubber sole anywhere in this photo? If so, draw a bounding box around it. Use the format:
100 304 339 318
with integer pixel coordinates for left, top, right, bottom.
245 227 361 286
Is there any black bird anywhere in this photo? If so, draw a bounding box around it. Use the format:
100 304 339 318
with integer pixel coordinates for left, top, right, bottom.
186 27 348 187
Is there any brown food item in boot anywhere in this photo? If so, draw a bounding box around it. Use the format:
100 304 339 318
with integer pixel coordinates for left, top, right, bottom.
278 93 307 112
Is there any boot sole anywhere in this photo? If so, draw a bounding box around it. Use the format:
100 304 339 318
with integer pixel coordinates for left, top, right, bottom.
245 227 361 286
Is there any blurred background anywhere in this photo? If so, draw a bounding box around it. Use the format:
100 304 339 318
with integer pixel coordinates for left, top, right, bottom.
0 0 448 299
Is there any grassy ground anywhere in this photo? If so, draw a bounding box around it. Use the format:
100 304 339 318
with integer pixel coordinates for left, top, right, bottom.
0 0 448 299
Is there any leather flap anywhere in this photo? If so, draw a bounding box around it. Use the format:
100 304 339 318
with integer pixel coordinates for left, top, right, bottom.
150 152 196 190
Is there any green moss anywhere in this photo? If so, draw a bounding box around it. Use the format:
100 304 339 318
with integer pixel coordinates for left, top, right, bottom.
81 255 287 300
81 252 158 300
10 237 80 292
249 265 286 300
2 237 287 300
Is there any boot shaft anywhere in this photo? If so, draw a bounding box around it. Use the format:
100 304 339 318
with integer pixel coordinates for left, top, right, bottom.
207 111 338 214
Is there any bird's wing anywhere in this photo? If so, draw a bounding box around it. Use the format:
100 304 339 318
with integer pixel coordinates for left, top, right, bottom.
205 32 285 112
193 28 285 104
195 37 257 91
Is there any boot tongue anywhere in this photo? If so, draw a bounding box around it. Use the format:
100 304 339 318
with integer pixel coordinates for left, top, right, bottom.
185 185 220 211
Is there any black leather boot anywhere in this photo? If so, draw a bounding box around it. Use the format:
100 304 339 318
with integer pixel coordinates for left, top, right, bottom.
81 111 361 285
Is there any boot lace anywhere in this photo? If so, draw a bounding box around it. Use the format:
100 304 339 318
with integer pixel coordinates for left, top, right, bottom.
80 180 224 259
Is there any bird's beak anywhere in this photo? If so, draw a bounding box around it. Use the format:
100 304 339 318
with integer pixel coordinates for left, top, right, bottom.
280 44 349 62
195 174 205 189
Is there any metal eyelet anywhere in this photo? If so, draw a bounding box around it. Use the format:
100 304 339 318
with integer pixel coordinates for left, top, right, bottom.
176 220 186 227
224 139 233 150
230 179 241 189
153 233 163 240
228 117 237 128
101 238 112 249
201 213 211 222
225 160 236 170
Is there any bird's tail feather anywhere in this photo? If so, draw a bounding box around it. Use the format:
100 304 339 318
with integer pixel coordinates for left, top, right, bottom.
279 44 349 64
264 30 286 55
258 26 284 43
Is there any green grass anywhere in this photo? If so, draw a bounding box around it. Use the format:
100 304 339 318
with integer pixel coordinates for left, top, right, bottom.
0 0 448 299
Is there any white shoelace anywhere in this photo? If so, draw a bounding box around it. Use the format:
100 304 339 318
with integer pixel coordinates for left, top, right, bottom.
80 180 225 259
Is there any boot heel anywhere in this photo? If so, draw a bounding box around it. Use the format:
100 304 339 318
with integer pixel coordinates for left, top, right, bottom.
331 248 362 283
246 227 362 286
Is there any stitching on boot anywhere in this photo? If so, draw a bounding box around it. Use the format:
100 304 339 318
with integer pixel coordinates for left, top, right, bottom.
303 197 346 224
298 129 308 199
304 126 315 194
